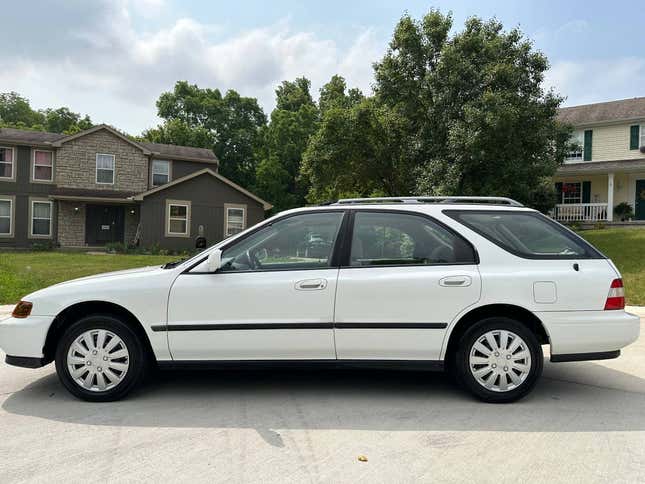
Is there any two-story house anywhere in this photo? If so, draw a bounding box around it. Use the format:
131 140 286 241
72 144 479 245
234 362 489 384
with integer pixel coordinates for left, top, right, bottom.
554 97 645 222
0 124 271 249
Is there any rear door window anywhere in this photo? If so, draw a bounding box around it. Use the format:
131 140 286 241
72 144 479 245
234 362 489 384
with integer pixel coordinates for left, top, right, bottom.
444 210 603 259
348 211 477 266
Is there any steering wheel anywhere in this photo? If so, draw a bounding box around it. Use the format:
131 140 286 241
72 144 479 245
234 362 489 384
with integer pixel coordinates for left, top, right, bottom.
246 249 262 270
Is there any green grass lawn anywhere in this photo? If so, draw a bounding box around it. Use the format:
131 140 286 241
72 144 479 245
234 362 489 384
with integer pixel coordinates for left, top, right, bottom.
1 228 644 306
0 252 172 304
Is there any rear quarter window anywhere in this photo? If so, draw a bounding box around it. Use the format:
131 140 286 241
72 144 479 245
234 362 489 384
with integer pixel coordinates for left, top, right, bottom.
443 210 604 259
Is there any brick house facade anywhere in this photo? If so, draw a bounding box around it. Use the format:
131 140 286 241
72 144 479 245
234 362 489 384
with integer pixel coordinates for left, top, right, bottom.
0 125 271 249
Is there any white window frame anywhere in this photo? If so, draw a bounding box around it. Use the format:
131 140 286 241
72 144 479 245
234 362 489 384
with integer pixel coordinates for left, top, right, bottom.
31 149 54 183
0 196 14 237
641 124 645 149
565 131 584 162
561 182 582 204
224 203 247 237
29 198 53 239
151 159 171 187
0 146 15 181
96 153 115 185
166 199 191 238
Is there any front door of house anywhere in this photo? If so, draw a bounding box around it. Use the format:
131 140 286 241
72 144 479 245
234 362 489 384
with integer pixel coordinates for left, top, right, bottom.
85 205 125 245
636 180 645 220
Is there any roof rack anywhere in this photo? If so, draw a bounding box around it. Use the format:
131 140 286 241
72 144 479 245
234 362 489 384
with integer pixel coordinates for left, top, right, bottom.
330 196 524 207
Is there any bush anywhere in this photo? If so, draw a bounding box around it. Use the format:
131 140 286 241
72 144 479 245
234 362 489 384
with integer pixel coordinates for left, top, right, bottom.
614 202 634 222
30 241 55 251
105 242 127 253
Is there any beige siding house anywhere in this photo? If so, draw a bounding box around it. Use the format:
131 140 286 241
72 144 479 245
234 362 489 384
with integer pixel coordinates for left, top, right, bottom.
554 97 645 222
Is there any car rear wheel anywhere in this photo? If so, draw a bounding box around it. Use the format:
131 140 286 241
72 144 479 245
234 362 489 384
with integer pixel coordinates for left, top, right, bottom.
55 314 147 402
455 317 543 403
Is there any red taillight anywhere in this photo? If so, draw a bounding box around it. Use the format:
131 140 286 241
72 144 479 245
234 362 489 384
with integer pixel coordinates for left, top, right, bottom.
604 279 625 310
12 301 33 318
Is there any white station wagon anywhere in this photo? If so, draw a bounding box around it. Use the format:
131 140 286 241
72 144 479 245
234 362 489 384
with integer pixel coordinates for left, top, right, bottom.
0 197 640 403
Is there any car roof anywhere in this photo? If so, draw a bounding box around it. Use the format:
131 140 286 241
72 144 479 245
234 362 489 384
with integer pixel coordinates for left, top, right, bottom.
275 198 536 218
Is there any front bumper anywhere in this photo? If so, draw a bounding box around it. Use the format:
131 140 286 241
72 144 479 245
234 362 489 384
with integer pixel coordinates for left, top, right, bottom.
536 310 640 356
0 315 54 362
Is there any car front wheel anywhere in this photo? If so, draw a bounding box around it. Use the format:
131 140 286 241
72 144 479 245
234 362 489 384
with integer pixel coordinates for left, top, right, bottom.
455 317 543 403
55 314 147 402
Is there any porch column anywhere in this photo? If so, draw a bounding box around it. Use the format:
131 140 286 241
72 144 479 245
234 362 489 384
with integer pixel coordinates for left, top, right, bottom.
607 172 614 222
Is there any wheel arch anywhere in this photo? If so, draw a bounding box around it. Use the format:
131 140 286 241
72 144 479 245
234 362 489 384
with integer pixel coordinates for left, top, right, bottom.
43 300 155 364
443 304 550 362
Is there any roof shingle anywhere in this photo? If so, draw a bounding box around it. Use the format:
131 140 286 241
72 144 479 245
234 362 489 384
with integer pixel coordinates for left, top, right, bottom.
0 125 218 163
558 97 645 126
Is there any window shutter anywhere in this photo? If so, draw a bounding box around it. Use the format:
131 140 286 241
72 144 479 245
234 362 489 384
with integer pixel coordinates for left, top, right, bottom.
555 182 563 204
630 125 640 150
583 130 593 161
582 181 591 203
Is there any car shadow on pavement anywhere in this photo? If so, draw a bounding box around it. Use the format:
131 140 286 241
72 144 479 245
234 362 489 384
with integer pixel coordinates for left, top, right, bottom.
4 360 645 438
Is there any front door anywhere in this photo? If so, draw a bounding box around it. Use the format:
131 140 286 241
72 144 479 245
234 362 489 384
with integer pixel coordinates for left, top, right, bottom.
333 210 481 361
85 205 125 245
166 210 347 360
636 180 645 220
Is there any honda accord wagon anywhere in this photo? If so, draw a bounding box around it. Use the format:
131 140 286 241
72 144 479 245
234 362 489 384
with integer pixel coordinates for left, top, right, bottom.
0 197 640 403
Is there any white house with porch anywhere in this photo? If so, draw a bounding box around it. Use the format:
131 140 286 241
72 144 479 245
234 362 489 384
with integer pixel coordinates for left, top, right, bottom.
554 97 645 222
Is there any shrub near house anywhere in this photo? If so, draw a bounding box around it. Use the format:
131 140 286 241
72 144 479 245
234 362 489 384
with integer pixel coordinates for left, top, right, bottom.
0 125 271 250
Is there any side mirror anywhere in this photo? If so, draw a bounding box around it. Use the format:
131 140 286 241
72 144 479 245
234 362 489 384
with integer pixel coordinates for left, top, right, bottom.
207 249 222 272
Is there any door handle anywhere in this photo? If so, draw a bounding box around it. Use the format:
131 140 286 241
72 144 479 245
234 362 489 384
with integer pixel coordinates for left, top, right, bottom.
439 276 472 287
295 279 328 291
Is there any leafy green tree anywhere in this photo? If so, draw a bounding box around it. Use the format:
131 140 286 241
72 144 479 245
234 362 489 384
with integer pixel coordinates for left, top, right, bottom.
42 107 93 134
0 92 93 134
0 92 44 127
254 78 319 212
303 11 570 210
373 10 571 210
302 93 412 203
147 81 267 188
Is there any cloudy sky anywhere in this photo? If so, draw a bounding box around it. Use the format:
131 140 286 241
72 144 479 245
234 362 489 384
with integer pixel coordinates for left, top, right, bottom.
1 0 643 134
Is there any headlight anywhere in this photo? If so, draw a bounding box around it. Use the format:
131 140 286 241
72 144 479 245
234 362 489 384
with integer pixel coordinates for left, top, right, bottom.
12 301 33 318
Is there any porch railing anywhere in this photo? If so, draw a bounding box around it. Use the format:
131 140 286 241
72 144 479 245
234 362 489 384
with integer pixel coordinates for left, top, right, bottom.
553 203 608 222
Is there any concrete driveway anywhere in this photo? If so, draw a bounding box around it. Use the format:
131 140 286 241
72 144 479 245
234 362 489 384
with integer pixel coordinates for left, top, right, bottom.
0 313 644 483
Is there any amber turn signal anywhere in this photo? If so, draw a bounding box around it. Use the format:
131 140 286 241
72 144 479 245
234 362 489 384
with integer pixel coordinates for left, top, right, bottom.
12 301 33 318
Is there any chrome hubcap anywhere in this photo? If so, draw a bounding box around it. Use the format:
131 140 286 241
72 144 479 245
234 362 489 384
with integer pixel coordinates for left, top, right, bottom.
66 329 130 392
469 330 531 393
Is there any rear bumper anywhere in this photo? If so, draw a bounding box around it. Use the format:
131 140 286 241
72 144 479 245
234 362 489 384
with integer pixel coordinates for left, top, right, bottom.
536 310 640 355
551 350 620 363
0 315 54 361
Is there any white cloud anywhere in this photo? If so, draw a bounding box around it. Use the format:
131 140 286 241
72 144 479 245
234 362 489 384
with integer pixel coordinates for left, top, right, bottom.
0 1 382 134
545 57 645 106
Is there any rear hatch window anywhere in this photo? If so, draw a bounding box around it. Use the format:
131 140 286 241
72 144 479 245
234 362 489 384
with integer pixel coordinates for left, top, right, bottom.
443 210 604 259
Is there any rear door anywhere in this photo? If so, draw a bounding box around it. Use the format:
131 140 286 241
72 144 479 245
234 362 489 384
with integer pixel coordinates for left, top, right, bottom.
333 210 481 361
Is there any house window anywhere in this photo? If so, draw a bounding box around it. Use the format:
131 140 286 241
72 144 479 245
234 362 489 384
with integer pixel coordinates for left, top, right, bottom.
0 198 12 236
152 160 170 186
565 131 583 161
0 147 14 179
96 154 115 184
31 200 52 237
641 124 645 148
225 205 246 237
561 182 582 204
33 150 54 182
166 200 190 237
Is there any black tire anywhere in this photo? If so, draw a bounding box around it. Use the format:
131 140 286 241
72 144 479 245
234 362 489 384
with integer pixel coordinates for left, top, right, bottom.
454 317 543 403
55 314 147 402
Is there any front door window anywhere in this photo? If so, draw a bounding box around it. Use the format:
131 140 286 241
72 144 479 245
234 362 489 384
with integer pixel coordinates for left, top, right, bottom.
220 211 345 272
